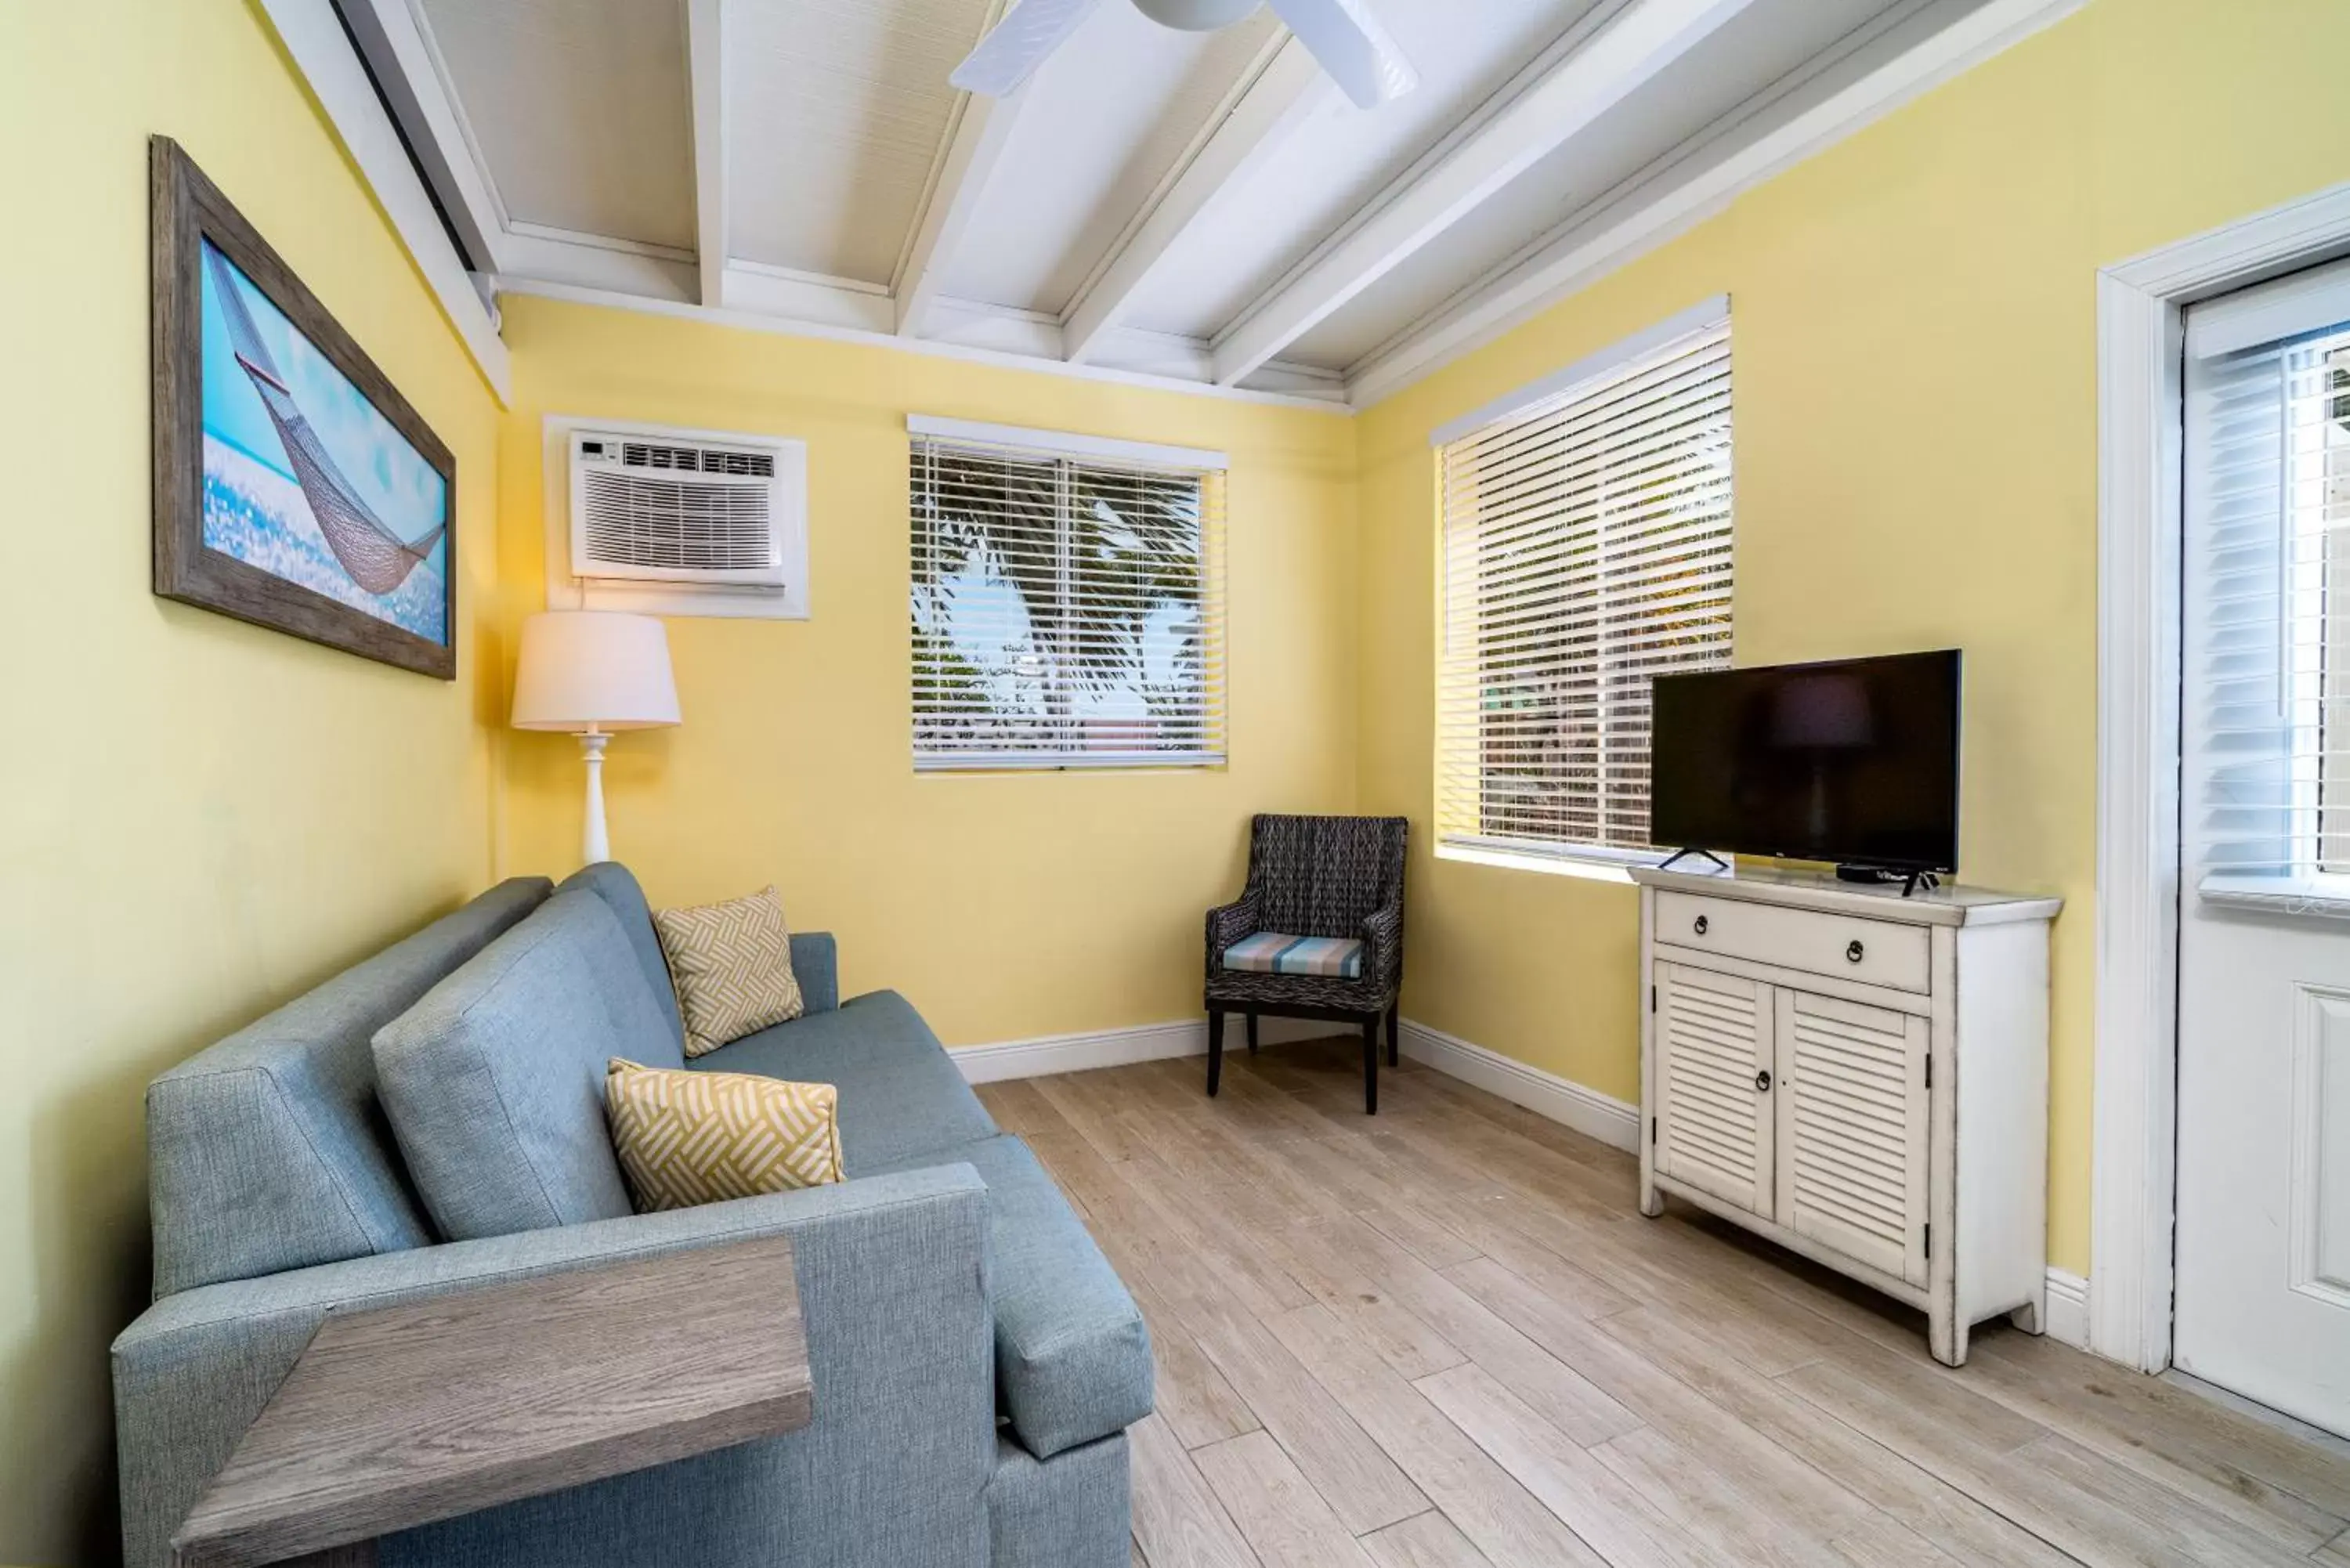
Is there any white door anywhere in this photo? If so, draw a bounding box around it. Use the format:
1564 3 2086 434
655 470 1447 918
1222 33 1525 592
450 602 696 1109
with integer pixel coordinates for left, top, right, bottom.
1654 963 1775 1216
2177 260 2350 1436
1773 990 1929 1287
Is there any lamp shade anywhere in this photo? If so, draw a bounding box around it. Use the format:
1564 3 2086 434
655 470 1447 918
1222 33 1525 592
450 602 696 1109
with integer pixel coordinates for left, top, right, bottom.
510 611 682 732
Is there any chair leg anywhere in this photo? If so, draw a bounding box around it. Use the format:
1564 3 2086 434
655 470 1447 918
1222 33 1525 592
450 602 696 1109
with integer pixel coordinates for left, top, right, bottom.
1361 1014 1379 1115
1246 1010 1259 1055
1206 1007 1224 1097
1386 1003 1400 1068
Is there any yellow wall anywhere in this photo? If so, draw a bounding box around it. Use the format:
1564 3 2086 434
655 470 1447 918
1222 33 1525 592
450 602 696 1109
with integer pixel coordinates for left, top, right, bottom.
1354 0 2350 1277
11 0 2350 1556
492 298 1359 1046
0 4 504 1560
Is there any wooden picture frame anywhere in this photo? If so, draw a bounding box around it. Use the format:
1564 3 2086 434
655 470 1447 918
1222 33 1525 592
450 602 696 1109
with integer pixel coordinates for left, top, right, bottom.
150 135 456 679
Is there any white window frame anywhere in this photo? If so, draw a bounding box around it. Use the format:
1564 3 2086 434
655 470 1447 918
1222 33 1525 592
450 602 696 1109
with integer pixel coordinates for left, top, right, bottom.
1431 296 1735 882
2094 179 2350 1375
909 415 1229 772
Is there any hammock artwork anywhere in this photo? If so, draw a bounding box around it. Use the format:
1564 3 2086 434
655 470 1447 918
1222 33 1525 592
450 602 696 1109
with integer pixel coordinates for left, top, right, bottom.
153 137 456 677
202 245 446 598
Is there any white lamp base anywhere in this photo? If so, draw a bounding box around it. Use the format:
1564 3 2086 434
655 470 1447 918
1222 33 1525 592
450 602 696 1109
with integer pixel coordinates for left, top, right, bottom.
577 729 611 865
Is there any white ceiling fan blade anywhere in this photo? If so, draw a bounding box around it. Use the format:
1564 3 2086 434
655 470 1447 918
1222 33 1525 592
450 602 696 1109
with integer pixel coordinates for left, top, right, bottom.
949 0 1108 97
1265 0 1418 109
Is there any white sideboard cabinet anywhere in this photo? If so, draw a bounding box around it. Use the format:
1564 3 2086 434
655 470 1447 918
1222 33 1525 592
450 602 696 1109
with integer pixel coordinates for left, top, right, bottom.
1629 864 2061 1366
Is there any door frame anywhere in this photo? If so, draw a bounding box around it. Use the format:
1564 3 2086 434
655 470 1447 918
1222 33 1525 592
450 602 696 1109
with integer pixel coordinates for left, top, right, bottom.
2093 180 2350 1373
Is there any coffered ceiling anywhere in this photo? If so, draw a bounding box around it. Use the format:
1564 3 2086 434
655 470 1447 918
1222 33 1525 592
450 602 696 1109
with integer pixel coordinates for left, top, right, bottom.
336 0 2078 405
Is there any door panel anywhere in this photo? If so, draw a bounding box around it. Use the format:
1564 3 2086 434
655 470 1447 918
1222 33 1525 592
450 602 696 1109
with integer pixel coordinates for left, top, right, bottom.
1774 990 1929 1285
1654 963 1773 1216
2176 262 2350 1436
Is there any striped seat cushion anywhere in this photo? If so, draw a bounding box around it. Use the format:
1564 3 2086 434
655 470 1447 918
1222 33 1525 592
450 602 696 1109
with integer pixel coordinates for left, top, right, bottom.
1222 932 1364 980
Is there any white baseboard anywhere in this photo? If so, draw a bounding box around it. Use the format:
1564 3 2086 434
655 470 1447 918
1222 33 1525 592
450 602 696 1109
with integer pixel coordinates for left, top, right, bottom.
2043 1266 2090 1349
951 1015 1326 1084
1396 1017 1642 1154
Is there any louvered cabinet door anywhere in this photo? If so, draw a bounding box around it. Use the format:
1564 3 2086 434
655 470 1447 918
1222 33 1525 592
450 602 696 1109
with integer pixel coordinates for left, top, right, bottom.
1654 963 1775 1216
1773 990 1930 1286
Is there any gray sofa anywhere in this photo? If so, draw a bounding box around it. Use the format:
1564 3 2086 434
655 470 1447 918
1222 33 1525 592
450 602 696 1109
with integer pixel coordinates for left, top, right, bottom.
113 864 1150 1568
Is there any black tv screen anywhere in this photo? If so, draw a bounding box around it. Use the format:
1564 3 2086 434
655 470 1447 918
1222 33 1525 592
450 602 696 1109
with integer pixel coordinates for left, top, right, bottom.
1650 651 1961 873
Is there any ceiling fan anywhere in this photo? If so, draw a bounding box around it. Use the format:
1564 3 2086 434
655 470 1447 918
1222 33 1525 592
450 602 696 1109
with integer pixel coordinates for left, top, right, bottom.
951 0 1418 110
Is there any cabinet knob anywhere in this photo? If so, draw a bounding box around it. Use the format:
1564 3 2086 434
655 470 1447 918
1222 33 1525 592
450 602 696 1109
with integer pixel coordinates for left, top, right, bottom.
1755 1069 1773 1093
1693 915 1709 936
1846 938 1865 963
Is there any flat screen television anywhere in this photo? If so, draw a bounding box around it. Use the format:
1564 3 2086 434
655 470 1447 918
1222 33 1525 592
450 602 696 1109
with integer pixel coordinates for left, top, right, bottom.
1650 650 1961 876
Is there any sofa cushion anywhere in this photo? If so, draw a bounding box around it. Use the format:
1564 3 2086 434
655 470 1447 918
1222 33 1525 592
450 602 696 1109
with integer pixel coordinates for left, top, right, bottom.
145 876 552 1298
653 885 806 1057
868 1134 1152 1458
374 890 682 1240
555 862 687 1051
691 991 996 1174
606 1058 844 1209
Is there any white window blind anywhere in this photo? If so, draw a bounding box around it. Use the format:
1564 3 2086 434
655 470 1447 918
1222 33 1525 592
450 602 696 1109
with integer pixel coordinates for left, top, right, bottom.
910 421 1227 770
2185 266 2350 899
1436 313 1733 861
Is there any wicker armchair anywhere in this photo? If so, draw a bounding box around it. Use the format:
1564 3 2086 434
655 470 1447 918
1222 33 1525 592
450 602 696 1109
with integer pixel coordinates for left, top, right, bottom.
1204 814 1408 1113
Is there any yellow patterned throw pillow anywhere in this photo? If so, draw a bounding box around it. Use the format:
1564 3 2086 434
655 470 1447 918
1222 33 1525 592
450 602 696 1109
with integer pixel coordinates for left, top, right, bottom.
651 885 804 1057
605 1059 843 1210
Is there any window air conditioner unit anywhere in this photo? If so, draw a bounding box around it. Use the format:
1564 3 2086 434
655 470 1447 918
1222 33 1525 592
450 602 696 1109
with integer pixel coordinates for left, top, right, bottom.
569 430 789 587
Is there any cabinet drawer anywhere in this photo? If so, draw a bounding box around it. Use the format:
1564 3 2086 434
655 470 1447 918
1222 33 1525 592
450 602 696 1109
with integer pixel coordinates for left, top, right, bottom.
1654 891 1929 992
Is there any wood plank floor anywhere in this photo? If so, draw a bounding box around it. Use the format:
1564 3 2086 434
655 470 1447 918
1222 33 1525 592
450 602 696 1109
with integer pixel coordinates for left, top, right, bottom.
974 1037 2350 1568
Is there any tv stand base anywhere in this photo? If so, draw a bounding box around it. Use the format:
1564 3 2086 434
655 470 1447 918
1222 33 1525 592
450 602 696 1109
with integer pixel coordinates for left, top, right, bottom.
1835 864 1942 898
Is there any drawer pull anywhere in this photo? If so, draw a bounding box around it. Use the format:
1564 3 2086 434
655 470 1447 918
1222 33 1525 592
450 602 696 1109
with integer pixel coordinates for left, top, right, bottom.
1846 939 1865 964
1755 1070 1773 1093
1693 915 1709 936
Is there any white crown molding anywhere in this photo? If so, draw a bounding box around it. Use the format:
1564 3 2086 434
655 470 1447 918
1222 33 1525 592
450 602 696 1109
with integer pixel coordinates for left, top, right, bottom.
1343 0 2087 408
2091 179 2350 1376
251 0 511 402
495 275 1352 410
1213 0 1755 388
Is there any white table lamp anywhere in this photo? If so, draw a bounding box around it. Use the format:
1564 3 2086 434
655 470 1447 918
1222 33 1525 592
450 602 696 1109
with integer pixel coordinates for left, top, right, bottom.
511 611 682 865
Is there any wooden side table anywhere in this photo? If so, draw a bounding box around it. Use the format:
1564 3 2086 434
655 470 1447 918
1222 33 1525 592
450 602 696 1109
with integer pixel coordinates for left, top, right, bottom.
171 1235 814 1568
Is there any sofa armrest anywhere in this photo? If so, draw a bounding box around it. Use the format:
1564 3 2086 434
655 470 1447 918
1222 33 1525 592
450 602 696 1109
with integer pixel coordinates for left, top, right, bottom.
1204 894 1260 977
114 1166 992 1568
790 930 838 1013
1361 901 1404 995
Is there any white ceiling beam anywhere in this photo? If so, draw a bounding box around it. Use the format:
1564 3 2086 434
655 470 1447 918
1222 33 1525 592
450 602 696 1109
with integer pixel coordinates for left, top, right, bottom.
1061 35 1331 366
500 226 698 302
339 0 512 275
251 0 509 398
686 0 728 308
895 86 1029 338
1209 0 1755 386
1343 0 2084 406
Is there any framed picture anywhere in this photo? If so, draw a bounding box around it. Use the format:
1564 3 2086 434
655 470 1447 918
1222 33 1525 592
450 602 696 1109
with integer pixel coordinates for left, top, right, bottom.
150 135 455 678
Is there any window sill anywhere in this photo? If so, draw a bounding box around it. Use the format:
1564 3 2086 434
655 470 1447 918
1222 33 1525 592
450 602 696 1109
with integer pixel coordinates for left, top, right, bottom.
1434 840 1668 885
916 751 1226 774
2198 873 2350 919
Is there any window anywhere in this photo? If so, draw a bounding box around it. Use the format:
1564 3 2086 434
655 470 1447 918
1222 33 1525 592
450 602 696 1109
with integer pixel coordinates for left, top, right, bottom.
909 417 1227 769
2185 263 2350 895
1434 303 1734 866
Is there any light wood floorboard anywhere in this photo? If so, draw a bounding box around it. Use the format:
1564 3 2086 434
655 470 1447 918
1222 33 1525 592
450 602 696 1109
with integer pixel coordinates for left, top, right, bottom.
976 1038 2350 1568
